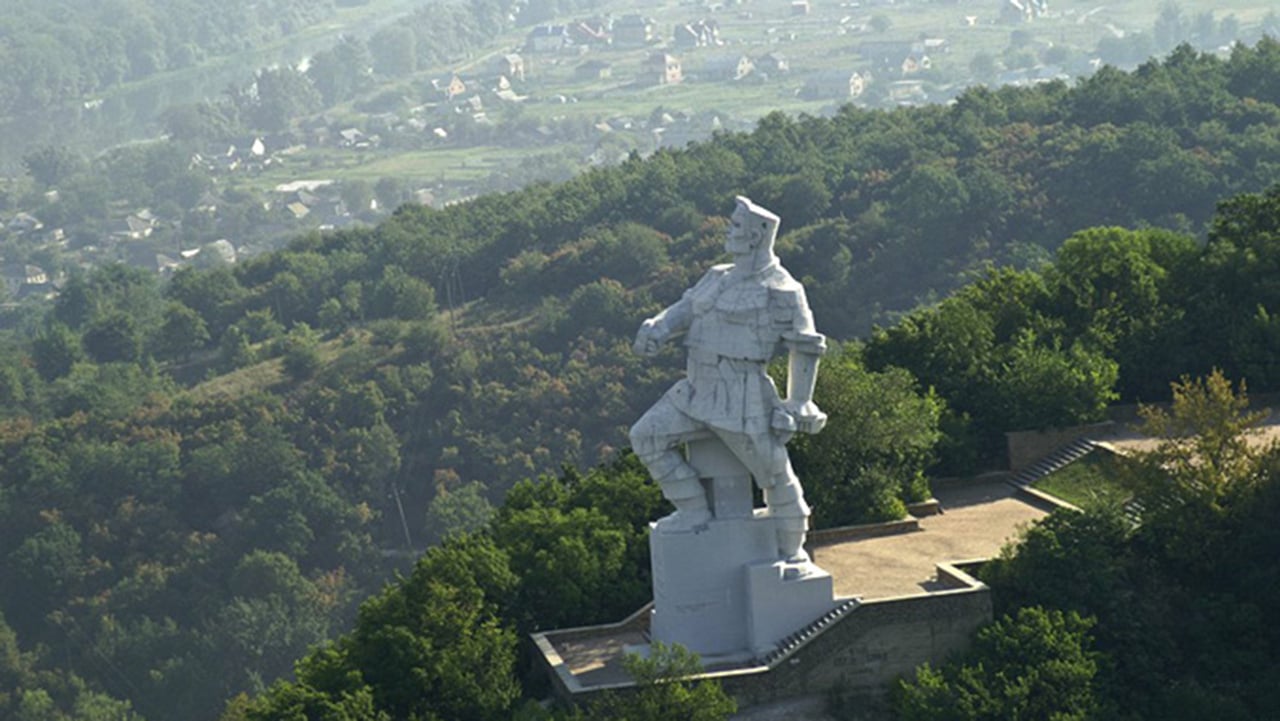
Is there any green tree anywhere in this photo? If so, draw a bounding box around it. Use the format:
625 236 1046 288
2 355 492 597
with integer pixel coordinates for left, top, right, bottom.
1125 370 1268 517
371 266 436 321
340 179 373 215
82 312 142 364
5 522 86 631
891 607 1099 721
249 67 320 132
280 324 322 381
32 323 84 381
370 26 417 77
154 302 211 362
788 351 943 527
424 481 496 546
1047 227 1197 398
993 330 1118 430
328 536 520 721
307 36 372 106
585 642 736 721
22 145 86 188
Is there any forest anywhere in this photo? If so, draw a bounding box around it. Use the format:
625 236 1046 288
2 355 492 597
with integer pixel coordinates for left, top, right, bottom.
1 40 1280 720
0 0 342 116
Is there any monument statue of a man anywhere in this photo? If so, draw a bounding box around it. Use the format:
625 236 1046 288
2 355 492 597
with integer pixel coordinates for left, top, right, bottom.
630 196 826 563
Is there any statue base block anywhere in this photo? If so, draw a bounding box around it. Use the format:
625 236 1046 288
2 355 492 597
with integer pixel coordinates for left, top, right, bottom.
650 511 836 661
745 559 835 656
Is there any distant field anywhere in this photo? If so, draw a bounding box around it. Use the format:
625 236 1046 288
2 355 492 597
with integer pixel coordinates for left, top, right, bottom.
241 0 1280 197
245 145 528 191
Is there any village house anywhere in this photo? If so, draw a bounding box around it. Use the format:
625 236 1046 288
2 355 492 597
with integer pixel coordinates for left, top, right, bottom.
614 15 657 47
109 212 156 241
526 24 573 52
570 18 610 46
492 76 526 103
791 0 810 16
493 54 526 82
640 52 683 86
702 54 755 81
1001 0 1048 23
673 19 721 49
575 59 613 80
901 51 932 75
756 52 790 75
6 212 43 234
887 79 927 104
431 75 468 101
1 264 51 300
801 69 866 99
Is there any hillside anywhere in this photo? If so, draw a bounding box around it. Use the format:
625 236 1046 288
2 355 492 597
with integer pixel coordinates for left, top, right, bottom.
1 42 1280 719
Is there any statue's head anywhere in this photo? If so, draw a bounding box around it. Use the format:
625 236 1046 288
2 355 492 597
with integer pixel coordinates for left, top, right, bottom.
726 196 780 258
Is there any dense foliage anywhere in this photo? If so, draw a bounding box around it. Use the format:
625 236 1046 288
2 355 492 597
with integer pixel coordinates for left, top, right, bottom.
0 0 338 115
230 456 666 721
3 42 1280 720
898 373 1280 721
891 607 1100 721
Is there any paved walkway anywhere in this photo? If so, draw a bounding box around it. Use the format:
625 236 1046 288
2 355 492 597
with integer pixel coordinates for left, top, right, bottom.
813 481 1049 600
1092 408 1280 456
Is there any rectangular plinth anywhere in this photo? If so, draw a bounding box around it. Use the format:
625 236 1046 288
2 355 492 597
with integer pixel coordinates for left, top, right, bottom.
745 560 836 655
650 515 777 657
651 512 836 660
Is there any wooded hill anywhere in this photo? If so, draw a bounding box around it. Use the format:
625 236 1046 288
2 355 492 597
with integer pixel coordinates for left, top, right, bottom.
0 0 341 116
2 41 1280 719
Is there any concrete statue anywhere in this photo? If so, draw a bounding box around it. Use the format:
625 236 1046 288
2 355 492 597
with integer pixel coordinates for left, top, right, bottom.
631 195 827 561
631 196 837 659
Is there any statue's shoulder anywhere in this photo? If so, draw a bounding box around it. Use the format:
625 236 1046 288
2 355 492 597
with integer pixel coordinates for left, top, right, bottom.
691 263 733 288
765 265 805 297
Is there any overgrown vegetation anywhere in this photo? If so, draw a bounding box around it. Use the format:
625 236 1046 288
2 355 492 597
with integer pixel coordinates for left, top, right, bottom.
914 371 1280 721
3 43 1280 720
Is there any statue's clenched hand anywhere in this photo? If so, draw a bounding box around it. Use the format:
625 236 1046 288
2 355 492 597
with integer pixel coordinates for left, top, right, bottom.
633 318 664 357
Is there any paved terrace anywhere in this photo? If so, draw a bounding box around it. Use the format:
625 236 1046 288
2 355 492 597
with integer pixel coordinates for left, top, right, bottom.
812 481 1048 601
1092 407 1280 456
546 479 1051 689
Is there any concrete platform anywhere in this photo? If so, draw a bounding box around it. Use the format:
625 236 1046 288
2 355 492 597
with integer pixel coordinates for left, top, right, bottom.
813 481 1049 601
534 479 1051 700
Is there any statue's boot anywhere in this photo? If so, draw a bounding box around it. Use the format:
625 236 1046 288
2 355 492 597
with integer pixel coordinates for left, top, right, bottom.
642 454 710 532
764 480 811 563
659 492 711 532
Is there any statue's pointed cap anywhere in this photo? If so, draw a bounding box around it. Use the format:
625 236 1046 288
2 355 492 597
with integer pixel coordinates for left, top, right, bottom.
734 196 780 234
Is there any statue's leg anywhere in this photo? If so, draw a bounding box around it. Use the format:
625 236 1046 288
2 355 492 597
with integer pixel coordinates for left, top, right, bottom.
630 397 710 531
715 432 811 562
763 465 812 563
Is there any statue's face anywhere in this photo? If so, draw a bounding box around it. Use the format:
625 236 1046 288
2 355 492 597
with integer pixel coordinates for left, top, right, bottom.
725 205 758 256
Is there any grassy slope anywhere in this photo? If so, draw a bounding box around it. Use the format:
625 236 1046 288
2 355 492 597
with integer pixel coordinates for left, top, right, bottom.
1031 451 1132 510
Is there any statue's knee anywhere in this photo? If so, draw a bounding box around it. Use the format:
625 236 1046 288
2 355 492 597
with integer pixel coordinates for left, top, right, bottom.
629 417 659 458
766 481 810 519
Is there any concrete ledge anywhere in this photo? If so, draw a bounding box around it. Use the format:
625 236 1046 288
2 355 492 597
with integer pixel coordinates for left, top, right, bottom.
906 498 942 517
807 517 919 547
1014 484 1082 513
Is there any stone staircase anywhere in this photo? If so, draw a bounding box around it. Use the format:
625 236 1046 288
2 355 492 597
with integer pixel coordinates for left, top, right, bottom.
757 598 860 666
1007 437 1098 490
1009 437 1150 523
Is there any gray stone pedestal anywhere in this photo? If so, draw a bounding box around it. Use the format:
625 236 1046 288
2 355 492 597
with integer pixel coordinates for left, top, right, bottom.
648 437 836 661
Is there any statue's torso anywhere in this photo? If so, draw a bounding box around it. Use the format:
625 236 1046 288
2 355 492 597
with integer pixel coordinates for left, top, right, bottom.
667 263 805 434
